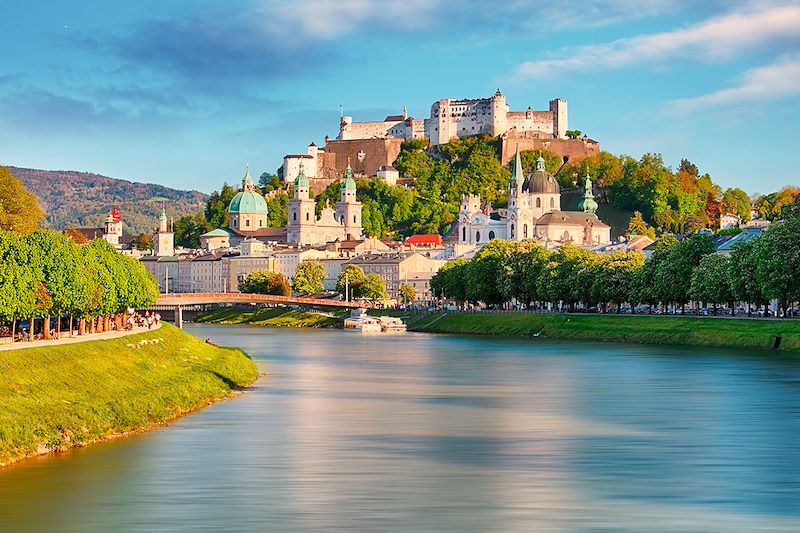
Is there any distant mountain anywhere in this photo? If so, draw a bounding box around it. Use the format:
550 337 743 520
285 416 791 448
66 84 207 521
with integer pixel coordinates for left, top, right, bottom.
7 167 208 235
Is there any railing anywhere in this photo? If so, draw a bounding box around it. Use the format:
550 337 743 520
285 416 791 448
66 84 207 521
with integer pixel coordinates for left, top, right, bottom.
155 293 367 308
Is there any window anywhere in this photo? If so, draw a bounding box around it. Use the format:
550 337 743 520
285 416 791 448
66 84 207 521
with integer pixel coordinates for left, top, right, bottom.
340 215 344 224
462 226 466 241
536 198 541 208
510 223 515 239
476 231 481 242
245 219 250 227
259 219 263 227
353 215 356 224
489 230 495 240
306 212 310 221
550 198 555 208
523 224 528 238
293 212 297 221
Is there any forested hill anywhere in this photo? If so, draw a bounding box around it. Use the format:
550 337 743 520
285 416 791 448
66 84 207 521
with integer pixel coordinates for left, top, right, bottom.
7 166 207 235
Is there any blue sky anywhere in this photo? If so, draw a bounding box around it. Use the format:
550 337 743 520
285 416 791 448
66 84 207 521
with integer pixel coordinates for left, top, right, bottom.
0 0 798 195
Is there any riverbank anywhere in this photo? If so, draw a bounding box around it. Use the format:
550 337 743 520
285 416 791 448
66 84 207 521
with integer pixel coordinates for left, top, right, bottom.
0 323 258 467
408 312 800 352
197 306 344 328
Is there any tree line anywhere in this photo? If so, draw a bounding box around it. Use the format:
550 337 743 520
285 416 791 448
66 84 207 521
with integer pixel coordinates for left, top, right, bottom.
0 230 160 341
430 207 800 316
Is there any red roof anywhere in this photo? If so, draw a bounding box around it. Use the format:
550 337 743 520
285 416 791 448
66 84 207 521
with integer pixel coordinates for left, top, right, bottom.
404 234 442 246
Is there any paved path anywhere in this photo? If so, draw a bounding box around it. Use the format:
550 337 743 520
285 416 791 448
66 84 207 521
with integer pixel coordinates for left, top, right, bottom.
0 323 162 352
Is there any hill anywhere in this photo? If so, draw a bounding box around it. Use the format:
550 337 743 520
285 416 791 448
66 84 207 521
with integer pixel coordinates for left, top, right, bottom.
7 166 208 235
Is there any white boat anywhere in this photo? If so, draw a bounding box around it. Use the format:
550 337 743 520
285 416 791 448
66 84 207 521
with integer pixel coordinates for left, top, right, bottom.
343 309 382 333
376 316 407 333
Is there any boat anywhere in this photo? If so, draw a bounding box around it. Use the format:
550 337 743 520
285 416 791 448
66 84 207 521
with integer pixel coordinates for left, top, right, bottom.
343 309 407 333
343 309 382 333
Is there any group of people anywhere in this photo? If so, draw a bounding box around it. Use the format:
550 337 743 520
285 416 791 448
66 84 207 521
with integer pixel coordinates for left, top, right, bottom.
126 311 161 331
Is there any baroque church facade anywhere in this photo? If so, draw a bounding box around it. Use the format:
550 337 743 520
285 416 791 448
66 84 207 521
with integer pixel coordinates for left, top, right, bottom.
458 148 610 247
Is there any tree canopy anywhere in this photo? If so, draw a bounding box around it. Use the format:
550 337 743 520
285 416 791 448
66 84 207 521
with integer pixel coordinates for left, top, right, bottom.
0 166 44 235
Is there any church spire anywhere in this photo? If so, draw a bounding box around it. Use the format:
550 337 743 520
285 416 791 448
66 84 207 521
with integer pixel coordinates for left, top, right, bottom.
578 173 598 215
510 144 523 190
242 164 254 192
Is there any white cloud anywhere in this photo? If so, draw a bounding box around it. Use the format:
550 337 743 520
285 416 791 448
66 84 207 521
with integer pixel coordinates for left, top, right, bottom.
667 55 800 112
511 3 800 79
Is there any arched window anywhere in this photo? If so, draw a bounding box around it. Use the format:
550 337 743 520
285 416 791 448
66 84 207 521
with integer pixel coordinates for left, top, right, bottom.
536 197 541 208
259 219 263 228
476 231 481 242
462 226 466 241
489 230 495 240
550 197 555 208
510 223 515 239
340 215 344 224
245 218 250 227
563 231 570 241
523 224 528 238
293 212 297 222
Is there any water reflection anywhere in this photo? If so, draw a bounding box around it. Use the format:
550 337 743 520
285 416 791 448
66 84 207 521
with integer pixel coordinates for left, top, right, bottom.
1 326 799 532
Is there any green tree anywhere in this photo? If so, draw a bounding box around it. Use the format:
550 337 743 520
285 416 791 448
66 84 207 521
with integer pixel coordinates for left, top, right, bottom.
205 183 237 228
752 209 800 314
361 273 387 302
0 231 38 339
728 239 767 314
591 251 645 312
626 211 655 238
689 254 733 313
466 239 515 305
0 166 44 235
336 265 366 300
239 270 291 296
173 212 211 248
504 240 551 306
398 283 416 305
721 188 751 221
430 259 468 304
663 234 715 308
292 260 325 295
266 192 289 227
565 130 582 139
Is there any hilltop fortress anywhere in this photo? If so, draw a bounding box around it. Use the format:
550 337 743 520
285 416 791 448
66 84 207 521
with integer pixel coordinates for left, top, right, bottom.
283 91 599 188
339 89 566 144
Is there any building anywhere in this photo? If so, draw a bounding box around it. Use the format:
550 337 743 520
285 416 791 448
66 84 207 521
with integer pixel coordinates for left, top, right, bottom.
719 213 742 230
345 251 446 302
153 208 174 257
287 162 363 245
377 165 400 186
458 149 610 247
338 91 567 146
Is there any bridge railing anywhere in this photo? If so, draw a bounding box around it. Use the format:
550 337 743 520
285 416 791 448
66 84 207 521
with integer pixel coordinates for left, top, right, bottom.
155 293 368 308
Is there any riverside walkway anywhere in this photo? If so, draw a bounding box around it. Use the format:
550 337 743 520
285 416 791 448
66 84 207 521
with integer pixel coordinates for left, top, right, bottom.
0 323 161 352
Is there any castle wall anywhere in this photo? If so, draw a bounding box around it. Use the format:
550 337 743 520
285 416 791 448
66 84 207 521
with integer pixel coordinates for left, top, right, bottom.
506 111 554 136
322 138 404 179
500 132 600 166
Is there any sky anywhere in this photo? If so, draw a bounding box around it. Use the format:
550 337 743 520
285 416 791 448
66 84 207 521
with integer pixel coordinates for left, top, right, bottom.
0 0 798 196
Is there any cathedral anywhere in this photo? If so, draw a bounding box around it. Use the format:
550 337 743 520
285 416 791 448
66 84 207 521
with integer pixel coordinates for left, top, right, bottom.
458 148 610 247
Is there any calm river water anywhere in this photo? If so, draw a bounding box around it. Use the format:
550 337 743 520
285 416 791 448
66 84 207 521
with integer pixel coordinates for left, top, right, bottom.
2 325 800 532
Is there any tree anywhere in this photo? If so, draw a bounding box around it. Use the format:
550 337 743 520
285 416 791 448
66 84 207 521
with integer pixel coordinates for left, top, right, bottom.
591 251 645 312
205 183 237 228
430 259 468 304
752 209 800 314
626 211 654 238
0 231 38 339
721 188 751 221
504 240 551 306
133 233 154 251
0 166 44 235
292 260 325 295
664 233 715 308
466 239 515 305
336 265 366 300
266 192 289 227
173 213 211 248
239 270 291 296
689 254 733 313
565 130 582 139
361 273 387 302
63 228 89 244
398 283 416 305
728 239 767 314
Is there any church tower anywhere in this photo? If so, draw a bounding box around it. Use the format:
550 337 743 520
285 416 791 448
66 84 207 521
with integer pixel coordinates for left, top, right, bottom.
154 207 174 257
577 174 598 215
287 161 316 244
507 145 524 241
335 162 363 240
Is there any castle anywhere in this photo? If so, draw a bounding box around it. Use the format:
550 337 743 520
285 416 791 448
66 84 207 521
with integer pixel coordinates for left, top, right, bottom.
338 90 567 145
458 148 610 247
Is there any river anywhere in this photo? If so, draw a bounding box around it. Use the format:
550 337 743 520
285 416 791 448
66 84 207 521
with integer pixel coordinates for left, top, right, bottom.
1 325 800 532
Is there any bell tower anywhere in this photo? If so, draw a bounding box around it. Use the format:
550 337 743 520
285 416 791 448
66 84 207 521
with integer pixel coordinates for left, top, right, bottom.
335 162 363 240
287 161 316 244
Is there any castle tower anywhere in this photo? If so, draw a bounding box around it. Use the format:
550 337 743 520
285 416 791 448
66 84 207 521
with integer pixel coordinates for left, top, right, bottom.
490 89 509 138
549 98 568 139
154 207 174 257
287 161 317 244
335 162 363 240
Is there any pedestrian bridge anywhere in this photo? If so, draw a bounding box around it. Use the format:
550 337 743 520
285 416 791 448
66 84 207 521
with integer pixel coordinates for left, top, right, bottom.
153 293 366 328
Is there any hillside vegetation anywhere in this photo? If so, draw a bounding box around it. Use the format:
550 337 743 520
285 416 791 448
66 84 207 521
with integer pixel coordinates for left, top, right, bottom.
8 166 207 235
0 324 258 466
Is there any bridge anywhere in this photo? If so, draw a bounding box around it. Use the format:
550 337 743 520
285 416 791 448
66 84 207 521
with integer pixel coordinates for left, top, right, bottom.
153 293 367 329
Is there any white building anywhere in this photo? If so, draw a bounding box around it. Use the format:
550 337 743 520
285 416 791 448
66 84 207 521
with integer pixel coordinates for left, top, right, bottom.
719 213 741 230
458 149 610 247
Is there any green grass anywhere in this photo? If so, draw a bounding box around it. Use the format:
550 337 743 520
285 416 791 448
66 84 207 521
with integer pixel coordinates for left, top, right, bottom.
197 306 344 328
0 324 258 466
415 312 800 353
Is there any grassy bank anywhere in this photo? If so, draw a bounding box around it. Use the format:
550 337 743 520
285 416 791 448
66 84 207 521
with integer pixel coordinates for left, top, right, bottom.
197 306 344 328
0 324 258 467
411 312 800 353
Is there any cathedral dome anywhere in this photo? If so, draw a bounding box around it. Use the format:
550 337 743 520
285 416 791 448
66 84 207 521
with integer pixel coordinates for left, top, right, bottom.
229 166 268 214
523 155 560 194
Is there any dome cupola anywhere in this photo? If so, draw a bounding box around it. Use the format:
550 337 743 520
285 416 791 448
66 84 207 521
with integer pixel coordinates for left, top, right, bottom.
229 165 269 215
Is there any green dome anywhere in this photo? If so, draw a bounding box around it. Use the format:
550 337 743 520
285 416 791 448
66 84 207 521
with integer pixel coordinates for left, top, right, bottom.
229 191 268 214
343 163 356 191
294 161 309 188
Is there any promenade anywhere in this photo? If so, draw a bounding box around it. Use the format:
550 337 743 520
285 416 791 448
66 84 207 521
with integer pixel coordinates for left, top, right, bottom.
0 323 161 352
